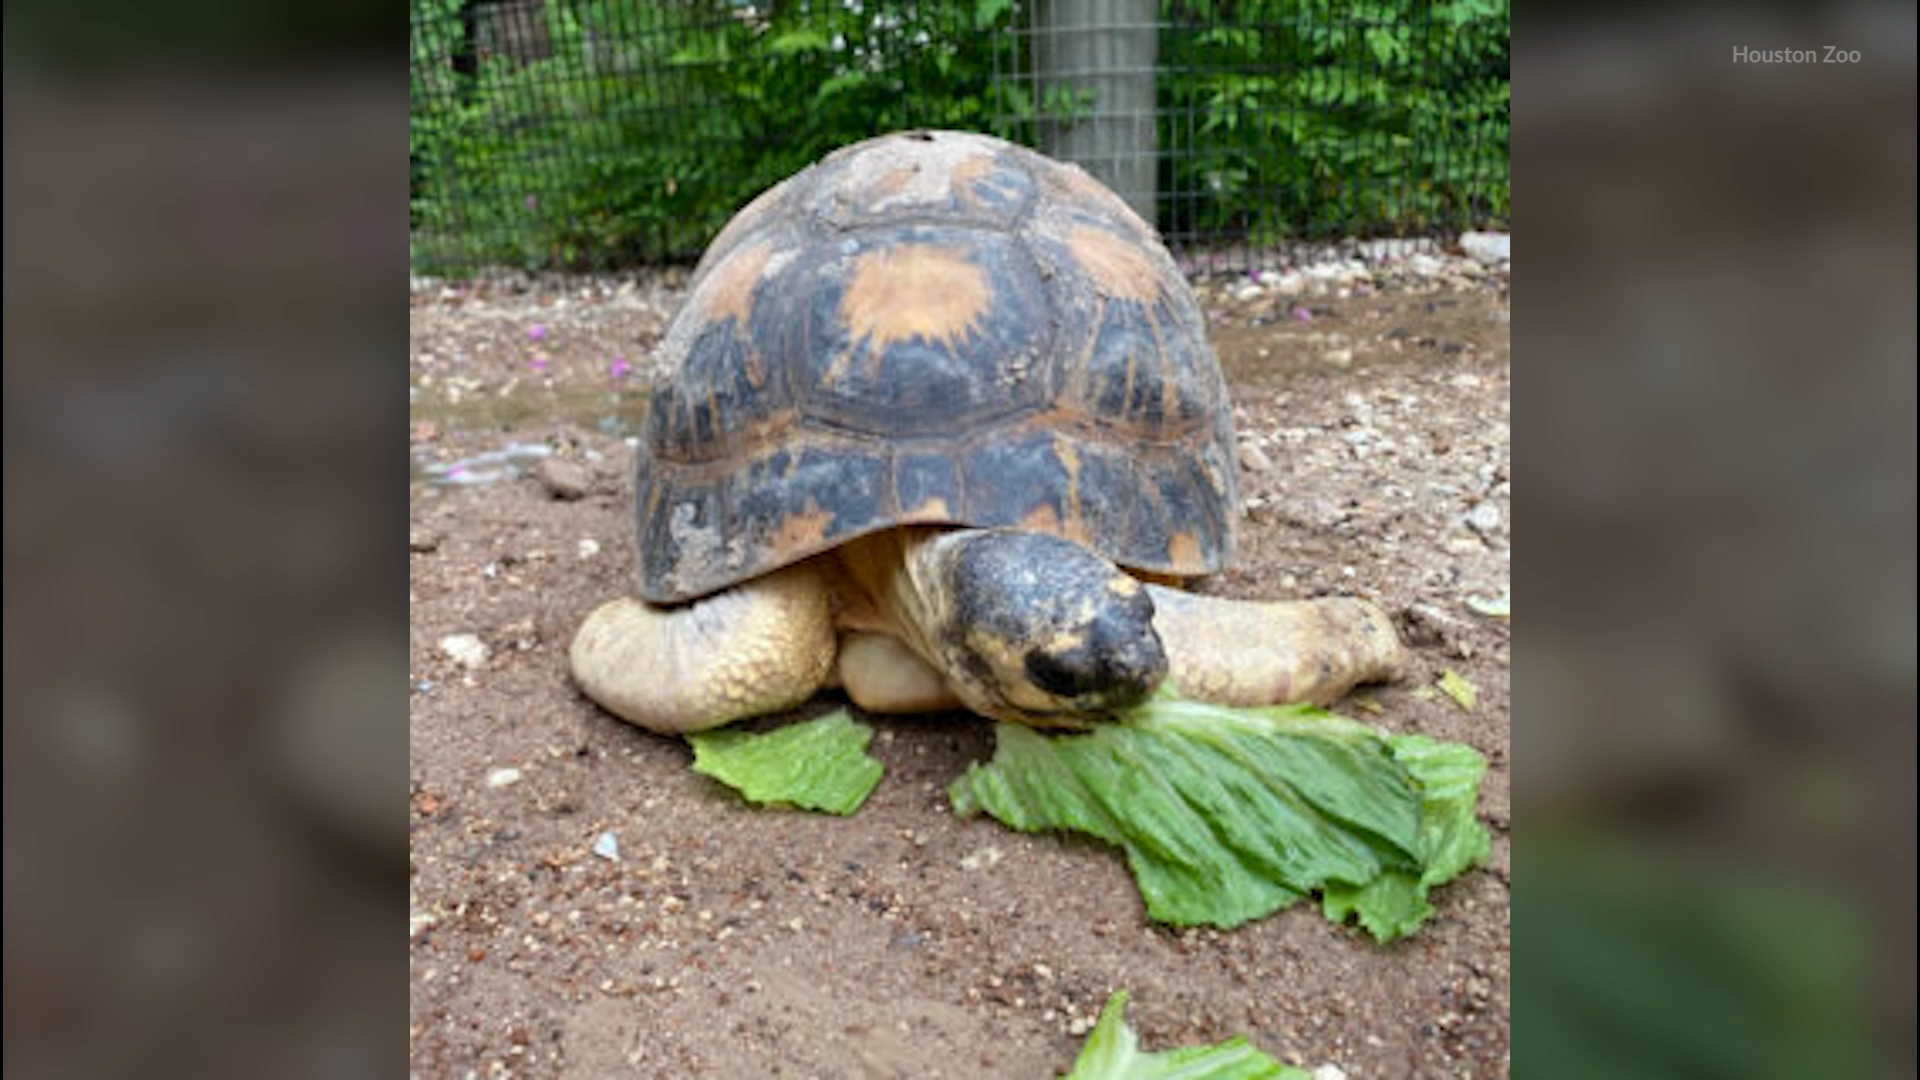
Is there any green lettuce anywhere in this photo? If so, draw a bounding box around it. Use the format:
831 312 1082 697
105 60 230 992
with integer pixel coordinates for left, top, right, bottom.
949 697 1490 940
687 709 884 815
1064 991 1308 1080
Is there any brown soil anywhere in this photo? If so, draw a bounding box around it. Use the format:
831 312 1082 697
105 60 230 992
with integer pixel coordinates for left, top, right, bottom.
408 263 1512 1079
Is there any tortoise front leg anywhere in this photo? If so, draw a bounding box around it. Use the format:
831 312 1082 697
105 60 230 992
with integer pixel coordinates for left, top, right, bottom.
835 631 965 714
570 564 837 734
1144 585 1408 708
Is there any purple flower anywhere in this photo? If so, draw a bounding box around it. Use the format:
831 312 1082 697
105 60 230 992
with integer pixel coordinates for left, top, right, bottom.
608 355 632 380
527 323 547 342
528 354 549 373
1291 306 1313 322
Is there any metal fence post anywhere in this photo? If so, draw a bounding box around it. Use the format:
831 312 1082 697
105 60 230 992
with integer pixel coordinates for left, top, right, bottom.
1033 0 1158 225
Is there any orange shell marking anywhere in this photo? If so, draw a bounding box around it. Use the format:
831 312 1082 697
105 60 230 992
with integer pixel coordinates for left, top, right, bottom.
1167 531 1203 568
692 239 775 325
1065 226 1163 304
840 244 991 351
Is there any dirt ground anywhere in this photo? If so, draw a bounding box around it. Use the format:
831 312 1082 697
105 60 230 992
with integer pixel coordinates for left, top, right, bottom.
408 252 1512 1079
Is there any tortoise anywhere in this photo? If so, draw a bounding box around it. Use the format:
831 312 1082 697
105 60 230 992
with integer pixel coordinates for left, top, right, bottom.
571 130 1406 733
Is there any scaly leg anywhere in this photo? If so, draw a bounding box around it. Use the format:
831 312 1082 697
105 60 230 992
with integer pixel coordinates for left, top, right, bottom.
569 564 837 734
1145 585 1407 708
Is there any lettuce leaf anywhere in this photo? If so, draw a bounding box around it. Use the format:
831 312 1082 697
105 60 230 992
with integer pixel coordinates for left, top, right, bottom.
687 709 884 815
1065 990 1308 1080
949 697 1490 941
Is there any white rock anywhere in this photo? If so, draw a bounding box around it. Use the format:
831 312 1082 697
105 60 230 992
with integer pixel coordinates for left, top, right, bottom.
1312 1065 1350 1080
577 538 602 560
1355 237 1422 262
439 633 489 670
959 846 1004 871
486 766 523 788
1324 348 1354 368
592 831 620 861
1465 502 1504 534
1460 230 1511 264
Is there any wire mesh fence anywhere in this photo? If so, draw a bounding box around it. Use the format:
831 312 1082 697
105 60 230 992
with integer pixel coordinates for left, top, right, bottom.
409 0 1508 276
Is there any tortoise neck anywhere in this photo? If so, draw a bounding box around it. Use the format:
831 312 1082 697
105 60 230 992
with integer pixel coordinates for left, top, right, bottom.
833 527 967 663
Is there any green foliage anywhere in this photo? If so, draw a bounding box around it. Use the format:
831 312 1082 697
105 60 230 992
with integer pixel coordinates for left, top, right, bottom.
411 0 1030 271
949 697 1491 940
1157 0 1510 243
409 0 1507 273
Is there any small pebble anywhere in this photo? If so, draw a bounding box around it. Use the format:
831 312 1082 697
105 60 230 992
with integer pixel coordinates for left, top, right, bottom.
577 538 602 559
535 459 591 500
1323 347 1354 368
440 633 489 670
1459 230 1511 264
592 831 620 861
1238 442 1275 473
486 766 523 788
1312 1065 1349 1080
1464 502 1503 534
409 528 441 553
959 846 1004 871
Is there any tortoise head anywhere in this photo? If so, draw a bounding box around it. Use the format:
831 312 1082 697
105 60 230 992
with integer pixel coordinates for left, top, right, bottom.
913 529 1168 726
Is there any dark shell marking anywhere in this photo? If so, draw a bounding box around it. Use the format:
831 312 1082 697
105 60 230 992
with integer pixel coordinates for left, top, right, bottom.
638 130 1238 603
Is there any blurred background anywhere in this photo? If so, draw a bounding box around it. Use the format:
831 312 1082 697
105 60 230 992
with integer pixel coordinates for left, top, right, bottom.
1517 5 1914 1078
5 0 1916 1076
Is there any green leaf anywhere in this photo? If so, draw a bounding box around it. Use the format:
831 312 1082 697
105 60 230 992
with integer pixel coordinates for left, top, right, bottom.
766 28 830 55
687 710 884 815
1065 991 1309 1080
1390 733 1493 887
1466 590 1511 621
1322 870 1430 942
814 71 870 102
973 0 1011 29
1437 669 1479 712
950 697 1490 939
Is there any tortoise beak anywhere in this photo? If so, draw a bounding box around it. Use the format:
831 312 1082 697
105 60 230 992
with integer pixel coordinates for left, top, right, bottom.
1022 616 1168 712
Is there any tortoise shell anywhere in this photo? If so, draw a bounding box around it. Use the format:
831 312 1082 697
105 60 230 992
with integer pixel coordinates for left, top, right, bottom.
636 130 1239 603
